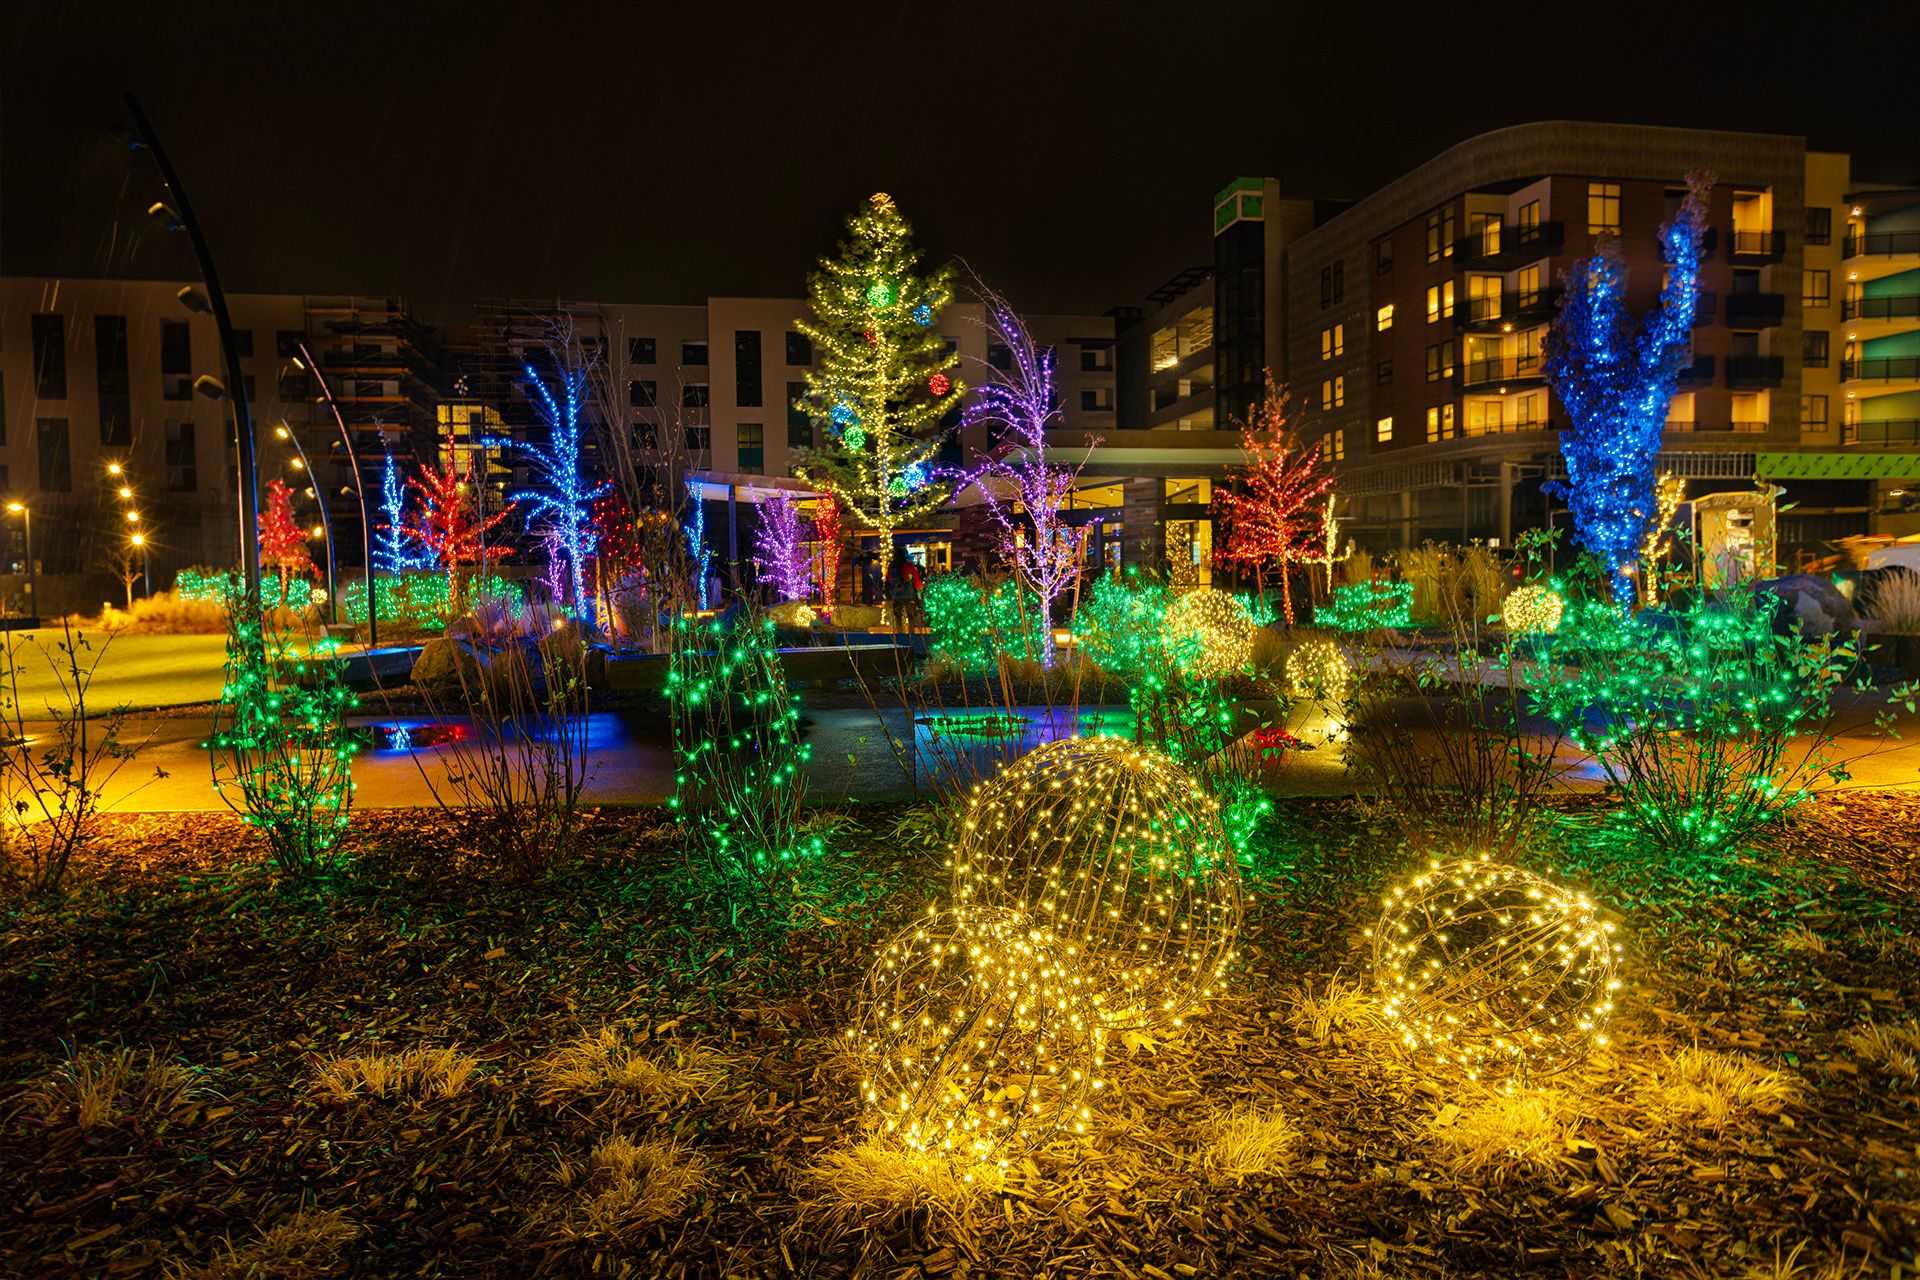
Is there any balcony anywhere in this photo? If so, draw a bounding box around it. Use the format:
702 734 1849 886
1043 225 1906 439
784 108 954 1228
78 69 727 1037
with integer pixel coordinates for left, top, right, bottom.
1671 422 1768 435
1693 290 1717 327
1844 230 1920 258
1841 293 1920 321
1727 230 1785 262
1676 355 1716 387
1454 221 1563 269
1456 286 1564 333
1723 292 1786 328
1842 356 1920 382
1725 355 1784 388
1460 354 1544 388
1843 419 1920 446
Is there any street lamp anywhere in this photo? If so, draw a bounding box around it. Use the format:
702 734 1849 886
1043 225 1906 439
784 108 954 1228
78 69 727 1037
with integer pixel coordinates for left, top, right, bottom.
271 418 338 626
4 502 33 623
293 342 374 647
130 531 151 598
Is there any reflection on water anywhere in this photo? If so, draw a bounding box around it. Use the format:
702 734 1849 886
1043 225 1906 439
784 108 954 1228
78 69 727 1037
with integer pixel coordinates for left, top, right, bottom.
357 714 640 754
912 706 1134 786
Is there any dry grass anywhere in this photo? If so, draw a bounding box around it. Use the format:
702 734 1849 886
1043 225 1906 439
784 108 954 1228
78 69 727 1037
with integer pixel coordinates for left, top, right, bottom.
531 1028 728 1103
1867 568 1920 634
1728 1237 1871 1280
312 1047 479 1104
1285 975 1379 1042
1842 1020 1920 1084
1196 1103 1299 1183
1422 1088 1570 1177
556 1133 710 1237
93 593 231 635
166 1208 360 1280
20 1046 196 1131
803 1136 1005 1226
1777 923 1829 955
1637 1047 1799 1130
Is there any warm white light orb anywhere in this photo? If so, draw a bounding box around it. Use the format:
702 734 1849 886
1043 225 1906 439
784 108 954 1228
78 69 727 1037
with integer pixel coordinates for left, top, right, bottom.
1285 638 1351 702
950 737 1241 1032
1163 588 1255 681
1369 857 1622 1082
1502 584 1565 636
847 906 1105 1163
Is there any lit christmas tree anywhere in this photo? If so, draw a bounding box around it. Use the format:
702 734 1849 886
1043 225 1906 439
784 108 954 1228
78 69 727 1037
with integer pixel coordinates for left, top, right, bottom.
507 356 608 619
811 495 843 612
793 193 963 603
1545 171 1712 602
1212 375 1336 623
953 293 1093 667
404 458 516 613
257 477 315 607
752 493 812 602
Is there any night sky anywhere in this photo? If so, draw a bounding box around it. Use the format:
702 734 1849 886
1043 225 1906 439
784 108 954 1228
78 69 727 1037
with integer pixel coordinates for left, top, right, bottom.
5 1 1917 325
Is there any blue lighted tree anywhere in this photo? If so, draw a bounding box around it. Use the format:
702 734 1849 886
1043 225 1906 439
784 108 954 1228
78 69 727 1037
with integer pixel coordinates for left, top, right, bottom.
1545 171 1712 602
373 447 430 572
511 355 609 618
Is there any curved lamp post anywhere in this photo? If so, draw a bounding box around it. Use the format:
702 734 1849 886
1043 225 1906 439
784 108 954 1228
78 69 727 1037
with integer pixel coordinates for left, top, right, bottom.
271 421 337 624
294 343 375 649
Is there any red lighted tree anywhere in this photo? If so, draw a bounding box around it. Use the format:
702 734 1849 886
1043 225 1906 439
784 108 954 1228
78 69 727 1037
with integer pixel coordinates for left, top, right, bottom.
811 495 843 611
258 478 314 606
1213 375 1336 623
404 459 517 612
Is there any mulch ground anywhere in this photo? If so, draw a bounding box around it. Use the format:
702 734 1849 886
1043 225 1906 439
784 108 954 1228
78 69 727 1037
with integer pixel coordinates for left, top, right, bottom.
1 794 1916 1278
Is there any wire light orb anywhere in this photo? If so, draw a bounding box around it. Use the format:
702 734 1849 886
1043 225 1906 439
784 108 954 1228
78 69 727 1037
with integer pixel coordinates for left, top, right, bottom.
847 906 1106 1165
1285 638 1351 702
1163 588 1256 682
950 737 1242 1032
1369 858 1622 1082
1502 584 1566 636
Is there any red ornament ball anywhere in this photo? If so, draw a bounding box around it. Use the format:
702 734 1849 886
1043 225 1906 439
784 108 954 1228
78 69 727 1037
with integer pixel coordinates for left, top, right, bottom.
928 372 952 397
863 329 878 344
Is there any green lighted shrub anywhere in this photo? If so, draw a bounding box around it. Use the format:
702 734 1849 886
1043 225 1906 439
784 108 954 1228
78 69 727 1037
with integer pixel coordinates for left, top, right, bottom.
208 591 359 876
1319 580 1413 631
668 612 820 925
1540 572 1859 855
923 574 1046 674
343 572 523 631
1075 571 1171 677
178 567 313 610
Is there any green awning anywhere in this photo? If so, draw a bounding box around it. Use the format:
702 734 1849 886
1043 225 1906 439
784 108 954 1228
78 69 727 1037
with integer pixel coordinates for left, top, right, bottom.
1756 452 1920 479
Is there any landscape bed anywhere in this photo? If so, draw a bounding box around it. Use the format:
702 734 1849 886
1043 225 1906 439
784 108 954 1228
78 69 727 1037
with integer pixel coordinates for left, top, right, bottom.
2 795 1916 1278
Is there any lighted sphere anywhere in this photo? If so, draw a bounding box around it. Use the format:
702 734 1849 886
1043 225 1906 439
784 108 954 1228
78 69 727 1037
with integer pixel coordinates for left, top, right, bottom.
1369 858 1622 1082
848 906 1105 1162
950 737 1242 1032
1502 584 1566 636
911 302 934 327
1285 638 1351 701
1162 588 1256 682
830 401 859 427
843 425 868 452
866 279 897 310
928 372 952 397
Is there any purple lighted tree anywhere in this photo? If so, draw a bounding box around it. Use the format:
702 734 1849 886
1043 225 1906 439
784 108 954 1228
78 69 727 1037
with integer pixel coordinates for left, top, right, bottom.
752 493 813 602
952 290 1098 668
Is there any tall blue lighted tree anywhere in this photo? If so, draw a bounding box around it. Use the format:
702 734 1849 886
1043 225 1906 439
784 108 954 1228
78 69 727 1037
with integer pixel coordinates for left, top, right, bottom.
373 448 429 572
1544 171 1712 602
511 357 608 618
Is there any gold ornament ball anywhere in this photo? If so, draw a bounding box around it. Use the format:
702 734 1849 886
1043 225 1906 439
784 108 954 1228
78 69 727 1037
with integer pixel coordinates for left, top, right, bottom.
1369 857 1622 1082
1502 584 1565 635
1285 638 1351 701
847 906 1105 1163
950 737 1242 1032
1163 588 1256 681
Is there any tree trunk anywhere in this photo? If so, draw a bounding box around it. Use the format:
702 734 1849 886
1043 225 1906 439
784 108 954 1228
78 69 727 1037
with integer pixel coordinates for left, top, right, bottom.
1279 556 1294 625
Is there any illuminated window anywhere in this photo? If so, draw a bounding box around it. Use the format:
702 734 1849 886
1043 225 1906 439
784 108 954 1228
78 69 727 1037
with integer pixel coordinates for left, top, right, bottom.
1469 212 1502 256
1587 182 1621 236
737 423 763 473
1320 323 1345 360
1426 281 1454 322
1801 394 1828 428
1425 404 1457 442
1375 416 1393 443
1332 376 1345 407
1517 265 1542 308
1468 275 1502 321
1376 304 1394 331
1163 477 1212 504
1425 340 1456 383
1803 269 1830 308
1425 206 1456 263
1517 199 1540 231
1320 430 1346 461
1320 378 1333 410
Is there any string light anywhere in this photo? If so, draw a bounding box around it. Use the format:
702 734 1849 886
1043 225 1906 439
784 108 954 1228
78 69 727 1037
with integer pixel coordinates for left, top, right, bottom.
928 372 951 397
507 359 611 619
1368 857 1621 1082
1285 638 1351 702
848 905 1105 1166
911 303 933 327
1213 376 1337 624
949 737 1242 1032
257 478 316 608
752 494 812 602
404 459 517 614
343 572 521 630
1502 583 1566 635
685 480 714 611
1162 588 1255 681
373 448 431 573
